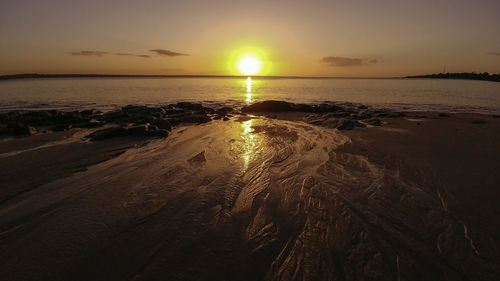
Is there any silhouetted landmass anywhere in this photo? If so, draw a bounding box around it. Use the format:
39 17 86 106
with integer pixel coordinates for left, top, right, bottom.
407 72 500 82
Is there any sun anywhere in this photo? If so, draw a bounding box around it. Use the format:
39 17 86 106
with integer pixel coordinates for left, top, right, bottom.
238 57 261 76
228 46 269 76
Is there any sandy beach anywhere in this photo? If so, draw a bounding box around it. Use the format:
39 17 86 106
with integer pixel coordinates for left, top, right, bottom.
0 101 499 280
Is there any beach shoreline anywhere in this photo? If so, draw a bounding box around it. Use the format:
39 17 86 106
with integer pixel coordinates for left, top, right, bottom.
1 101 499 280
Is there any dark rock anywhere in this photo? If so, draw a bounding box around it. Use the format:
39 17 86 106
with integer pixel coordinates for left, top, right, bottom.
175 102 204 110
223 117 230 121
312 103 343 113
128 124 150 136
158 107 167 115
472 120 486 124
438 113 450 117
242 101 296 112
122 105 147 112
164 109 188 115
103 111 128 122
332 111 351 118
81 109 99 116
0 113 8 123
166 118 180 126
153 118 172 131
0 123 9 134
52 111 85 124
85 119 104 128
50 124 72 132
358 105 368 109
217 106 233 114
151 112 162 119
357 111 374 119
365 118 383 126
14 126 37 135
492 115 500 118
202 107 215 114
387 112 406 118
148 125 159 132
337 119 365 130
86 127 128 141
176 114 211 124
18 111 53 125
7 120 24 129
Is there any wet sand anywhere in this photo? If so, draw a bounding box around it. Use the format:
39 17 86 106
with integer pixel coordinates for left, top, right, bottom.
0 109 499 280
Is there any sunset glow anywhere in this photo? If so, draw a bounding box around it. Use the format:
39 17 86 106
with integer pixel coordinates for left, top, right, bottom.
238 58 261 76
228 47 269 76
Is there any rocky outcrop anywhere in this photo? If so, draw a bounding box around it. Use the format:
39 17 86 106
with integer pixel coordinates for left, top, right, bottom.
86 127 128 141
0 102 218 139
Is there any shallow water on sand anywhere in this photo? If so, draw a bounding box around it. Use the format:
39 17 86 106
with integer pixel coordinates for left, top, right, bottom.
1 117 493 280
1 77 500 113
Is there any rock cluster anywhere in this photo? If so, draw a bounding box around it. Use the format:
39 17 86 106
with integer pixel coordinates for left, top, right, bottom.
0 102 225 140
0 109 104 136
242 100 400 130
0 100 405 139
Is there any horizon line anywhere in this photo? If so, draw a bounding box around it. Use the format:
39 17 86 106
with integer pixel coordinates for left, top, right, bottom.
0 73 405 80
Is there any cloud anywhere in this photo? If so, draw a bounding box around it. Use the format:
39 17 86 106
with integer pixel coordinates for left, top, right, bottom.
69 50 108 57
485 51 500 56
149 49 189 56
321 56 377 67
69 49 189 58
69 51 150 58
114 53 150 58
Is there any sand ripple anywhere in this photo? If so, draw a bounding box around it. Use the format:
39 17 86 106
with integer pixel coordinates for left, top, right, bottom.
0 118 496 280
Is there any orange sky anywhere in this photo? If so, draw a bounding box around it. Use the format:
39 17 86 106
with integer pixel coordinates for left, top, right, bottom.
1 0 499 77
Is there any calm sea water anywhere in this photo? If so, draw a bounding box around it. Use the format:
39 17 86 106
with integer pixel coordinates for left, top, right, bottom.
0 77 499 113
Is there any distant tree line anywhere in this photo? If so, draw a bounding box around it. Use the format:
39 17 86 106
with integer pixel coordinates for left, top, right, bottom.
407 72 500 82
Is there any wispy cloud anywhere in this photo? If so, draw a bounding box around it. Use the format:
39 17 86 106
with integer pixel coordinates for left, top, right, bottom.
321 56 377 67
114 53 150 58
485 51 500 56
69 51 150 58
149 49 189 56
69 49 189 58
69 50 108 57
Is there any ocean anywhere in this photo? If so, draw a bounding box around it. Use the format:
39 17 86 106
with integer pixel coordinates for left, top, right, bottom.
1 77 499 113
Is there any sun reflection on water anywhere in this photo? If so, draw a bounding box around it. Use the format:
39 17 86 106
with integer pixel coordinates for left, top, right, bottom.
245 77 252 104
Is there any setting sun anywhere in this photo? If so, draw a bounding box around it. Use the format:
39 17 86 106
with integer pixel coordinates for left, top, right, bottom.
228 46 269 76
238 58 261 75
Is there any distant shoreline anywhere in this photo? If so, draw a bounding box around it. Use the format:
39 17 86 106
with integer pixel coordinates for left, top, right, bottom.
0 73 402 80
407 72 500 82
1 73 498 82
